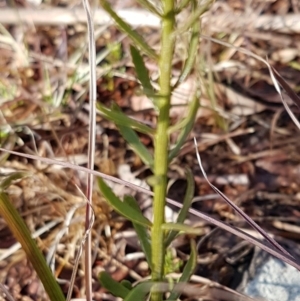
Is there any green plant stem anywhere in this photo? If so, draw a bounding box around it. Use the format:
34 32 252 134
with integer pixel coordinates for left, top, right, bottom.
151 1 175 301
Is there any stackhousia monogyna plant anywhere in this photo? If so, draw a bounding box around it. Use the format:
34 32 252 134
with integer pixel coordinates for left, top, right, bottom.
1 0 300 301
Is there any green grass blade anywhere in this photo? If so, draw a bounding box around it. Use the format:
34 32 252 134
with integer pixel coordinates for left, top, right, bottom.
0 171 27 190
168 91 199 161
175 0 200 87
97 103 155 135
99 271 131 298
118 124 154 168
165 169 194 247
0 192 65 301
100 0 158 60
98 178 152 227
136 0 162 16
175 0 214 35
130 45 156 103
167 240 197 301
124 195 153 269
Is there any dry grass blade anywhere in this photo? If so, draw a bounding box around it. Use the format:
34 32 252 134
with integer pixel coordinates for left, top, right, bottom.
2 147 300 271
167 200 300 270
279 94 300 131
66 198 95 301
271 67 300 109
0 283 15 301
47 203 85 268
0 147 156 194
269 66 300 131
0 7 161 27
80 0 97 299
199 34 300 130
167 279 260 301
0 8 299 33
193 138 293 259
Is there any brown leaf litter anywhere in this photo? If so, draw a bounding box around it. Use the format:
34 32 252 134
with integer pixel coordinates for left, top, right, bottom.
1 0 300 300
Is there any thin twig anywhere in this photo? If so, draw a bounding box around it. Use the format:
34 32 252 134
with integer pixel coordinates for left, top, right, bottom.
81 0 97 300
0 8 300 33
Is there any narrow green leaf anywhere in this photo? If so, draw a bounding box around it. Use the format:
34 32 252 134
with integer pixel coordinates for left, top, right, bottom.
118 125 154 168
124 195 152 269
136 0 162 16
109 102 154 168
124 282 153 301
165 169 194 247
130 45 156 100
98 178 152 227
174 0 200 87
121 280 133 291
0 171 27 190
100 0 158 60
168 91 199 161
174 0 214 35
97 103 155 135
167 240 197 301
162 222 205 235
0 192 65 301
99 271 130 298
